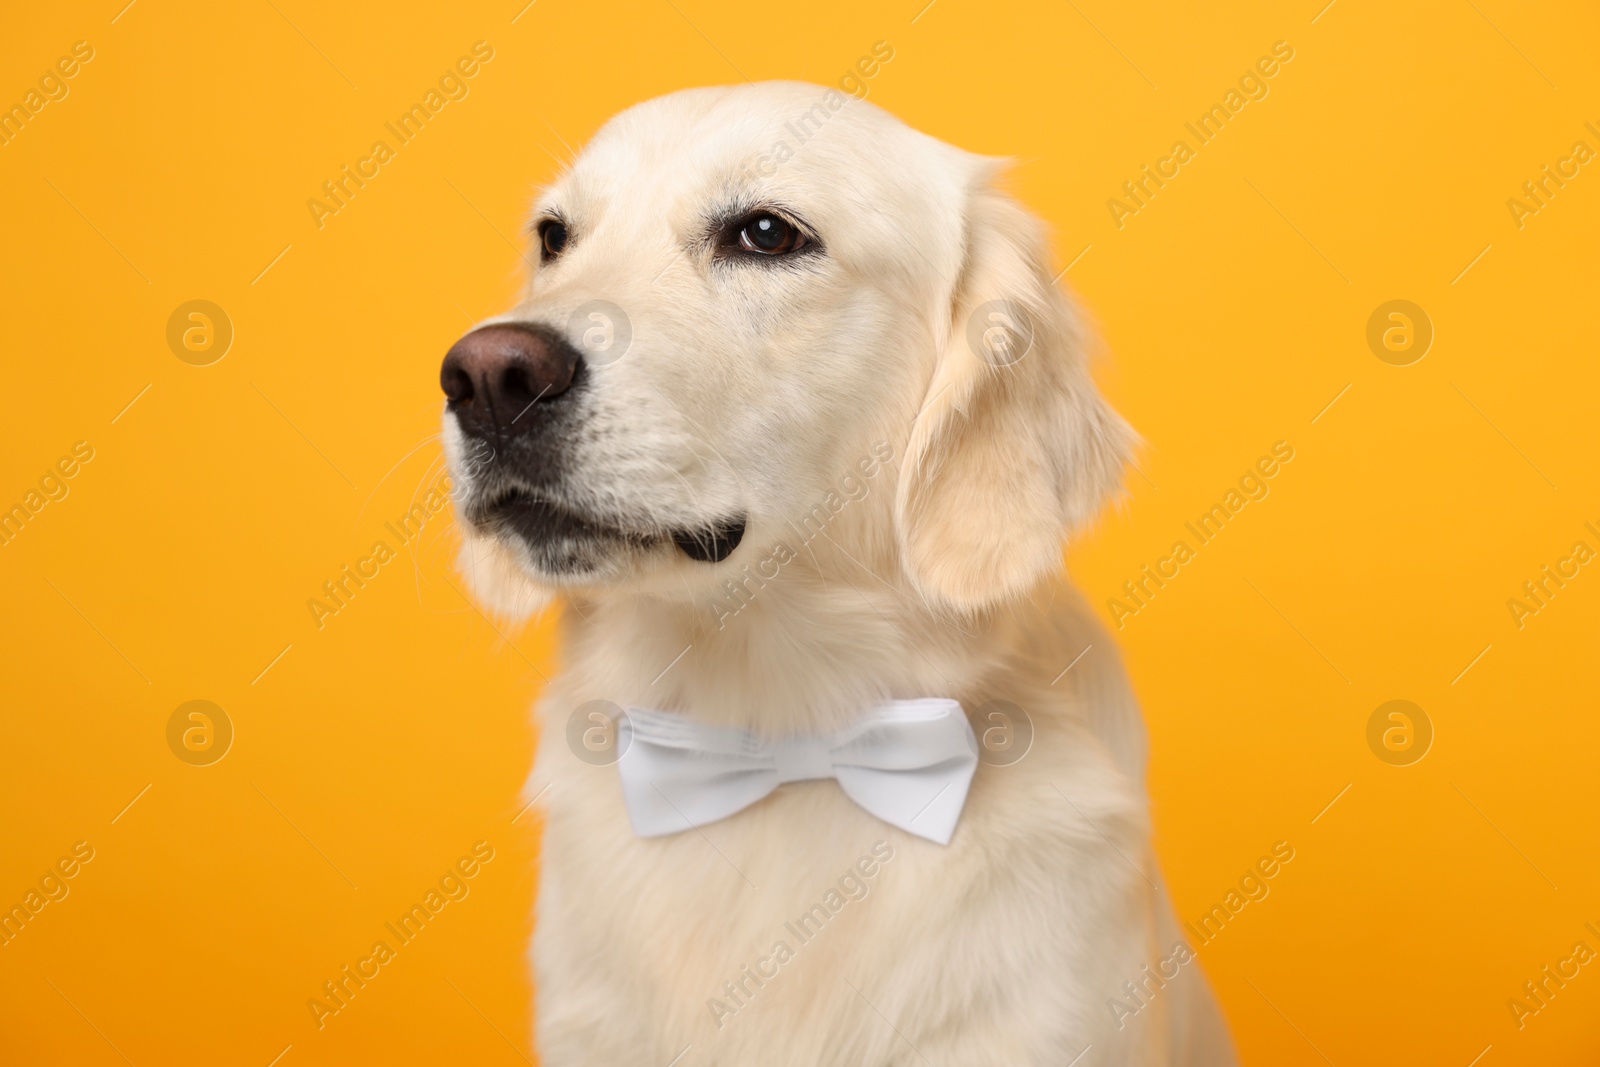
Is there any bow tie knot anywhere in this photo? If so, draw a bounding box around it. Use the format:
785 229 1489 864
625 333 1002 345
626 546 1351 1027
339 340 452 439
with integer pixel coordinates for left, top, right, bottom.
772 736 834 783
615 699 978 845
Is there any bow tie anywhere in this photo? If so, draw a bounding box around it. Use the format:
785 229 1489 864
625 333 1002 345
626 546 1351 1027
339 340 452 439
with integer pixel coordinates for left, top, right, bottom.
615 699 978 845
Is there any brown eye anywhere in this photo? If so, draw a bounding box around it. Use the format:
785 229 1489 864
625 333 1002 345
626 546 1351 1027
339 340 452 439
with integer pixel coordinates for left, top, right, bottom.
738 213 806 255
539 220 568 261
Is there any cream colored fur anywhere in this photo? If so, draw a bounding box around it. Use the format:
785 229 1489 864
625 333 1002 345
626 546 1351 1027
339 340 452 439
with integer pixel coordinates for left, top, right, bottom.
444 81 1235 1066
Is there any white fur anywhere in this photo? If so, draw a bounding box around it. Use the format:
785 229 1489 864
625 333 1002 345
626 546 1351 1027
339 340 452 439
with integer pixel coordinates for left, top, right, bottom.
444 81 1236 1066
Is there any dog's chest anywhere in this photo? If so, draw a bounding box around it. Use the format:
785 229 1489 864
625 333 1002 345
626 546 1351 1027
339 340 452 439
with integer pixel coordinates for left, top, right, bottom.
531 719 1156 1065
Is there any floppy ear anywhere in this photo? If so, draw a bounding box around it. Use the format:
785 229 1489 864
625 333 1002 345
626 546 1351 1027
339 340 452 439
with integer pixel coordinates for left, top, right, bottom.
895 173 1134 613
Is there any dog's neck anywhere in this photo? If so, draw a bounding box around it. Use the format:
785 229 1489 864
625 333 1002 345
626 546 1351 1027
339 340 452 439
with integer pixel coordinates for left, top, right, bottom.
558 556 1010 737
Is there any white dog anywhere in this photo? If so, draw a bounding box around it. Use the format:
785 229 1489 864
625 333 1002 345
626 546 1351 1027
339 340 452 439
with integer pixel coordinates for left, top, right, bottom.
441 81 1235 1066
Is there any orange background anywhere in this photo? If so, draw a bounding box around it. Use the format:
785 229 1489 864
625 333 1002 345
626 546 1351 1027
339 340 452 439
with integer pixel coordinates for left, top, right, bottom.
2 0 1597 1064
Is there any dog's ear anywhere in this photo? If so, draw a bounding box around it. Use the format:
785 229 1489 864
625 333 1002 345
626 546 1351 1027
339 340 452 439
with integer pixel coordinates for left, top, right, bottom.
895 172 1134 613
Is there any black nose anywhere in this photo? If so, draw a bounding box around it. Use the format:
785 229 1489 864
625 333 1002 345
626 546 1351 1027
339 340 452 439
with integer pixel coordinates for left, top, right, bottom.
441 323 580 437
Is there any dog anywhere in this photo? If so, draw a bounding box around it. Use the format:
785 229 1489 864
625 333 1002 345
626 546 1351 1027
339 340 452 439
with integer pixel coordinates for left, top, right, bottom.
440 80 1236 1066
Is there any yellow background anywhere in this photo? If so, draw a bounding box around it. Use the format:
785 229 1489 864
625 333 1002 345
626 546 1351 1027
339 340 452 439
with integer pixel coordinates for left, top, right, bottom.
2 0 1597 1063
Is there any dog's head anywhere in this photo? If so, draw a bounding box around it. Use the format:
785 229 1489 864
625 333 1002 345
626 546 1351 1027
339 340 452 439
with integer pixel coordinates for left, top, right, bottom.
442 81 1131 618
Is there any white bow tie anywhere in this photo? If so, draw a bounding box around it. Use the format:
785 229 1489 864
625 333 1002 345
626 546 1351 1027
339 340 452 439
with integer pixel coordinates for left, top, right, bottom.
616 699 978 845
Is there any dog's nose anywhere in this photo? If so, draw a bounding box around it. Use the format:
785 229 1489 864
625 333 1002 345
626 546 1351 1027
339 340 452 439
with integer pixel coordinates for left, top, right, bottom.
440 323 579 437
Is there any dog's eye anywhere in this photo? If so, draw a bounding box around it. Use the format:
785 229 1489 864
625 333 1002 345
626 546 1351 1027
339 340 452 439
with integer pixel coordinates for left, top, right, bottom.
539 220 568 261
737 213 806 256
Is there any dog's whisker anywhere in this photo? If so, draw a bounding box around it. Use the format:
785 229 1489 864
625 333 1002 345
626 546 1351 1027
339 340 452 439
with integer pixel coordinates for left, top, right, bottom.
353 433 444 535
399 453 455 595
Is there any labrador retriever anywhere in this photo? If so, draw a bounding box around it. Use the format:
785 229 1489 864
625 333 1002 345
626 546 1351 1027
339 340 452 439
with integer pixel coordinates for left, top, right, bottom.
440 80 1235 1066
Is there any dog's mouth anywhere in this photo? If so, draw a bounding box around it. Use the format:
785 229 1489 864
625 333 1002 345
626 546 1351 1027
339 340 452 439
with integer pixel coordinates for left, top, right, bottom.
671 520 745 563
474 488 634 547
472 487 744 565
